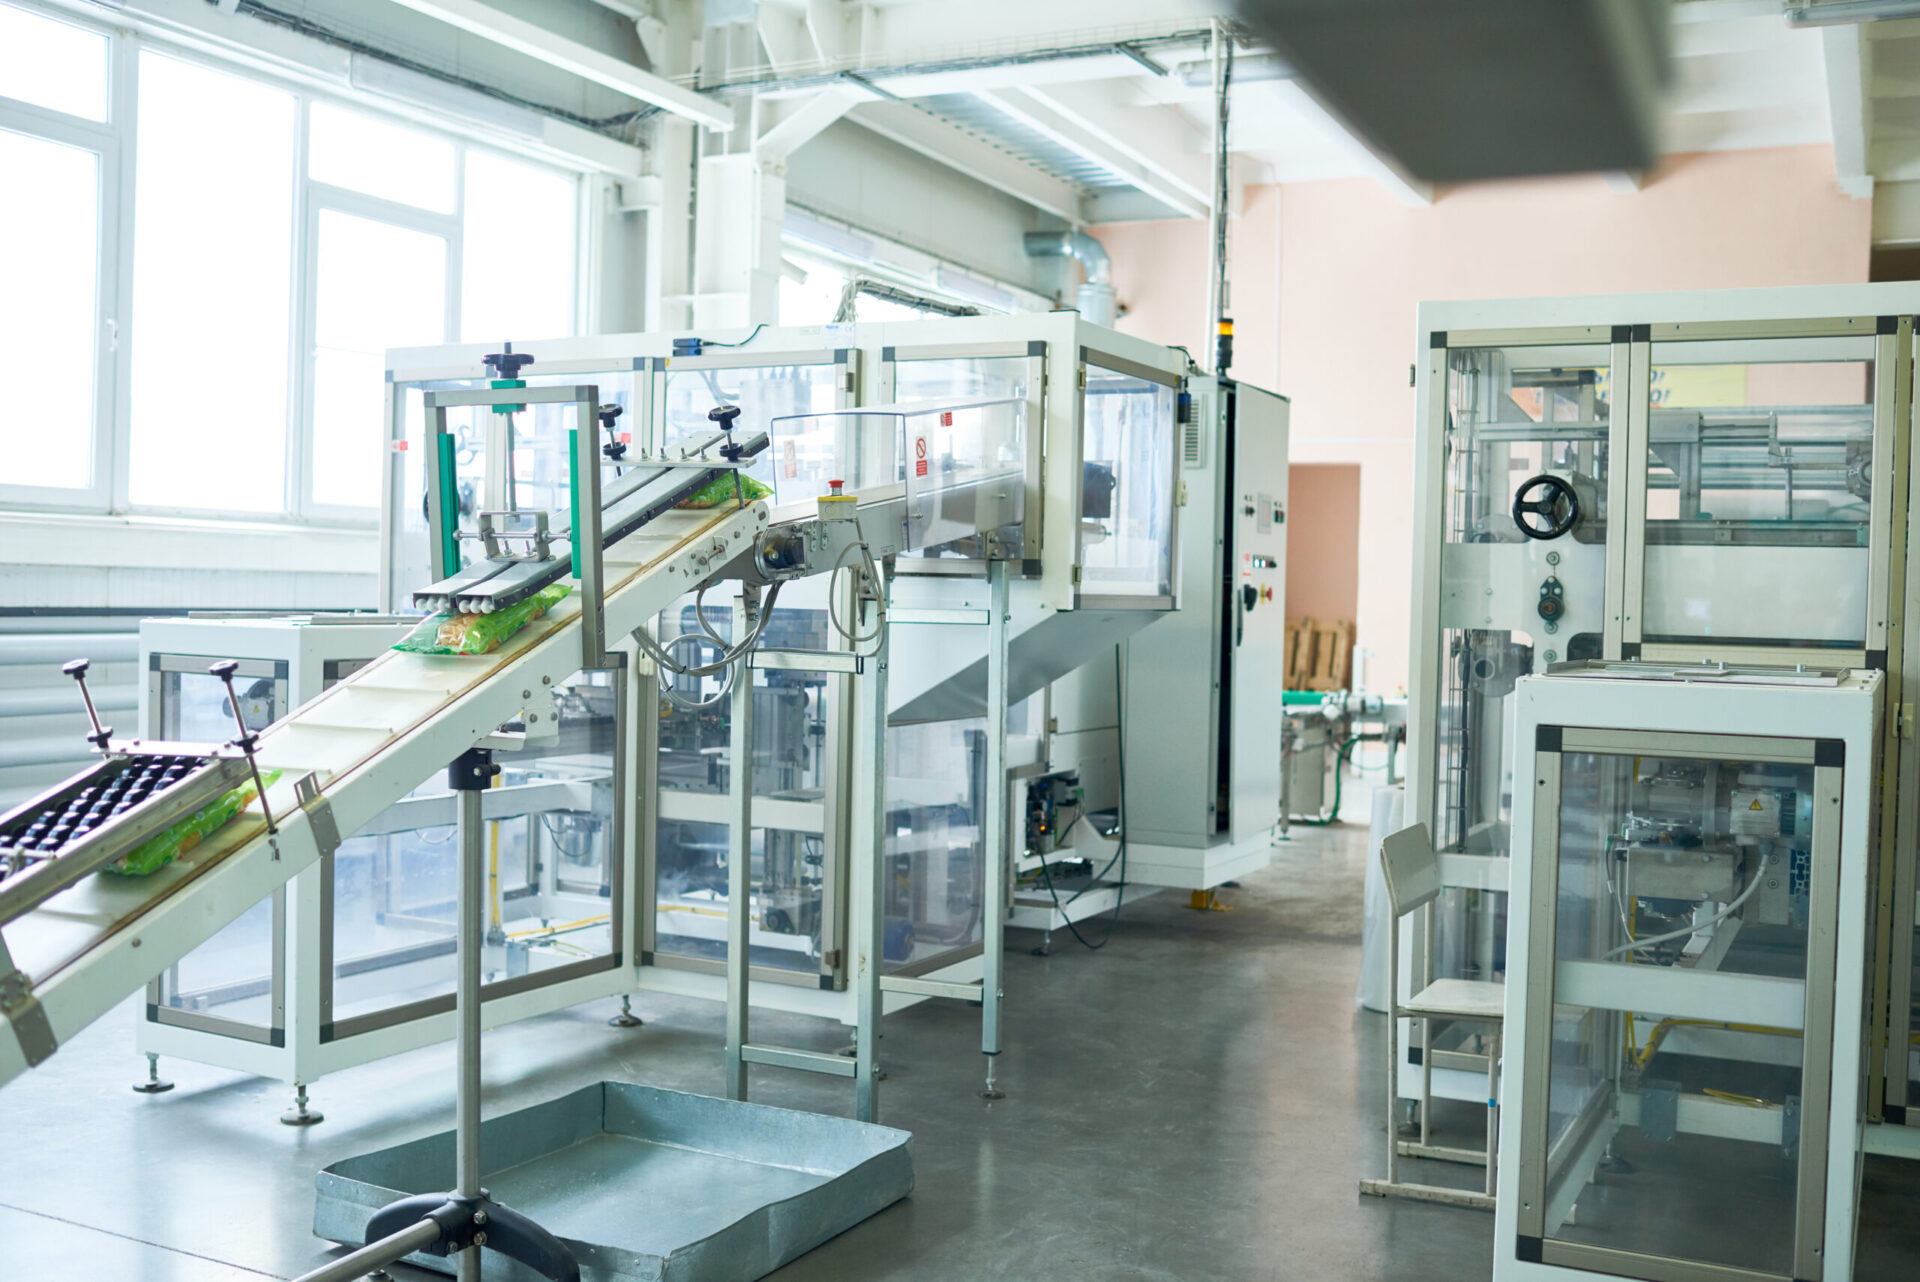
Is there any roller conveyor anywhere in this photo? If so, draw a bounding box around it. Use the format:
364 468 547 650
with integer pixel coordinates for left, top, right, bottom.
0 500 768 1087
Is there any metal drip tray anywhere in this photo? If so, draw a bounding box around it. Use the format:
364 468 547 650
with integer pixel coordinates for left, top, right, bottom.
315 1081 912 1282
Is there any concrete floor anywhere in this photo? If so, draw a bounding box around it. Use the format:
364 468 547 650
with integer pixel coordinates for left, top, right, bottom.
1 787 1916 1280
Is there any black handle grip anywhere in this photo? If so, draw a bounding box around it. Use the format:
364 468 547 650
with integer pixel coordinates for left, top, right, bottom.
62 658 90 679
209 659 240 680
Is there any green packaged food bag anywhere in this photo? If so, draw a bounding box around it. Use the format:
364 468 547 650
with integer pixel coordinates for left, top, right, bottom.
108 768 283 877
675 473 772 510
392 583 573 657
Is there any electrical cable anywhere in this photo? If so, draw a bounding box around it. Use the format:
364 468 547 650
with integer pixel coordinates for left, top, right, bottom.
635 580 784 679
1601 850 1773 960
698 324 768 349
1038 644 1128 949
827 533 887 652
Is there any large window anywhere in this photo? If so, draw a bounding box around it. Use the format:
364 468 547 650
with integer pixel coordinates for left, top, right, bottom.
0 2 585 524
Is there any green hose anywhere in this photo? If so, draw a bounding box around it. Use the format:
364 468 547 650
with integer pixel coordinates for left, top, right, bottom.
1291 735 1364 826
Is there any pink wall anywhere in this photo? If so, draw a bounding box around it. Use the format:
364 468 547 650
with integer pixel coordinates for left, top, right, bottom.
1095 145 1872 690
1286 463 1361 623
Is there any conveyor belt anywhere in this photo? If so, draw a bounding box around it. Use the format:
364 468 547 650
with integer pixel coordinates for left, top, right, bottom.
0 501 768 1086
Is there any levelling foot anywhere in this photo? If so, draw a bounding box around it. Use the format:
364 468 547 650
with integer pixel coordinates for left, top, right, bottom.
281 1081 324 1126
131 1052 174 1095
607 995 644 1028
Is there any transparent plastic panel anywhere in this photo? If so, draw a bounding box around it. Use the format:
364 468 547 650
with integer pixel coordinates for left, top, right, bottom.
652 601 830 975
1079 364 1175 598
761 410 903 505
330 668 618 1024
1429 627 1539 860
385 371 638 611
884 718 986 974
1532 748 1823 1273
662 362 841 493
159 671 278 741
153 895 276 1028
1558 750 1816 981
0 128 98 492
1444 346 1613 546
1643 338 1875 649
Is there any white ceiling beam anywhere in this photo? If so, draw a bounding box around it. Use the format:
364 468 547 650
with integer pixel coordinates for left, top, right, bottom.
756 85 866 165
1821 24 1876 198
847 101 1083 224
974 88 1208 219
1021 79 1213 209
380 0 735 130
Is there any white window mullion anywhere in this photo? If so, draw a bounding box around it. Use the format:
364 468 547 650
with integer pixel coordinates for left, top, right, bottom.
445 144 465 359
288 93 315 522
105 32 139 515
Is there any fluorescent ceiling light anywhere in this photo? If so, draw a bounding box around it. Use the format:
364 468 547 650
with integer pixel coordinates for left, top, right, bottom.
783 209 876 264
935 266 1014 313
349 53 543 140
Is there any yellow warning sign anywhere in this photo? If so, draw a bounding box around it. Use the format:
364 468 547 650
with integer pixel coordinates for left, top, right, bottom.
1750 799 1764 810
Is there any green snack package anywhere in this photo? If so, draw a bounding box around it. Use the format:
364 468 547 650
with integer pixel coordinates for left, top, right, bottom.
675 473 772 510
392 583 573 657
108 768 283 877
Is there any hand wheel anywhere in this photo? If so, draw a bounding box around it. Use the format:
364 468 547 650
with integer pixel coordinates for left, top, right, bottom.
1512 473 1580 540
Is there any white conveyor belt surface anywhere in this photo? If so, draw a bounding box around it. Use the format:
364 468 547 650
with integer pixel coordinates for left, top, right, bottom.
0 503 767 1087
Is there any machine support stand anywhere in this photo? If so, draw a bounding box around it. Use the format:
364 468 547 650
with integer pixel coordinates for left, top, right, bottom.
293 747 580 1282
608 994 643 1028
281 1081 324 1127
131 1051 174 1095
852 579 889 1124
723 601 757 1104
980 559 1010 1101
1031 931 1052 957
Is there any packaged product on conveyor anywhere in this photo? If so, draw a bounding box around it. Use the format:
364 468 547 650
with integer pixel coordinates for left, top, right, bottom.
393 583 573 656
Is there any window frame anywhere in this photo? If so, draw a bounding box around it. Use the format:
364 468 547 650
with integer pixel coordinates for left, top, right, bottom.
0 7 127 514
0 2 589 529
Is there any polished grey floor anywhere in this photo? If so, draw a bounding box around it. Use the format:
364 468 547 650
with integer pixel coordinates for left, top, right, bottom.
1 791 1916 1280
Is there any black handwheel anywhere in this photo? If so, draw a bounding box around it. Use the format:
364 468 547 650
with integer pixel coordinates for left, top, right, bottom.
1512 473 1580 540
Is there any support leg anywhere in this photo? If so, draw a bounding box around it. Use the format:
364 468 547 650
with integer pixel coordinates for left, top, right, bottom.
851 577 888 1124
454 770 486 1282
980 560 1008 1102
1485 1030 1499 1198
282 1081 324 1127
132 1051 174 1095
608 994 643 1028
724 611 756 1103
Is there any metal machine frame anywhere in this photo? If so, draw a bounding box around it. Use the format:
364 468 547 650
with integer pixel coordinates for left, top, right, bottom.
134 616 642 1098
1405 285 1920 1138
1496 665 1879 1282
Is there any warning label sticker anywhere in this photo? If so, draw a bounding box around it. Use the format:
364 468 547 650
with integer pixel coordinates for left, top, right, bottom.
1730 789 1782 838
914 435 929 478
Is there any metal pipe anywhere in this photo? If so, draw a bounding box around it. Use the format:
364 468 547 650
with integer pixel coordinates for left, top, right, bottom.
290 1216 443 1282
0 635 137 666
723 597 756 1103
455 782 485 1279
1205 19 1232 373
1021 231 1115 327
1785 0 1920 26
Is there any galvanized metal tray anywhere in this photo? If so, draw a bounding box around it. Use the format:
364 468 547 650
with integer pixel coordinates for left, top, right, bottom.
314 1081 912 1282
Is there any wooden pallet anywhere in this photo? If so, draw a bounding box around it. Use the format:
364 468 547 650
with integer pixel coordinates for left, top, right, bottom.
1285 617 1355 691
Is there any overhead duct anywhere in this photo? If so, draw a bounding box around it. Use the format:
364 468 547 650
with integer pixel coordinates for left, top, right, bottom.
1022 231 1116 327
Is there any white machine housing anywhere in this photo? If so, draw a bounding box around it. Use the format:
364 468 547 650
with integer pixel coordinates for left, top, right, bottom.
1497 665 1878 1282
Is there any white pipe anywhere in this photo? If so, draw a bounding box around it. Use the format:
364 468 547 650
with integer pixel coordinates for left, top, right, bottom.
0 686 136 718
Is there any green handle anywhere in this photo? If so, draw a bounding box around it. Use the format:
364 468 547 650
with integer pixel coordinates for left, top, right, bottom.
436 432 462 575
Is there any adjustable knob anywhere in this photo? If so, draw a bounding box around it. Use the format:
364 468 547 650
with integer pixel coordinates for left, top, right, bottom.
709 404 744 461
482 342 535 381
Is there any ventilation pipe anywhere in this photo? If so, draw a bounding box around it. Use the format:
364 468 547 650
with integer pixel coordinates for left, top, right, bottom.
1022 231 1116 327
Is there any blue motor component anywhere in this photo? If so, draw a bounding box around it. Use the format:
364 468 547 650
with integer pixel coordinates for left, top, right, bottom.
883 918 915 964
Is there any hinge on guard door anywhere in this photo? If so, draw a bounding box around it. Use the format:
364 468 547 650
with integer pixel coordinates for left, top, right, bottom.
1903 703 1915 740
